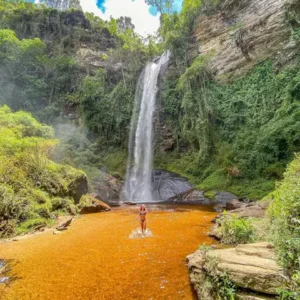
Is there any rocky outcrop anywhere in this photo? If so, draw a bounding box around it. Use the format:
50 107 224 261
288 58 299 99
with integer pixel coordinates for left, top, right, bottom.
76 47 123 72
187 242 286 299
151 170 193 201
169 189 211 204
190 0 299 80
169 188 238 206
236 293 275 300
226 199 247 210
68 174 88 204
93 172 122 204
80 195 111 214
209 200 270 240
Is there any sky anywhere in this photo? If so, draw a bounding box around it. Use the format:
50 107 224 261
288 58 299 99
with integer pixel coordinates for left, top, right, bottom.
80 0 183 36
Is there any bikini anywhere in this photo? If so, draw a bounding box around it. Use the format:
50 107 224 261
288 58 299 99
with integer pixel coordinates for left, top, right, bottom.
140 211 146 222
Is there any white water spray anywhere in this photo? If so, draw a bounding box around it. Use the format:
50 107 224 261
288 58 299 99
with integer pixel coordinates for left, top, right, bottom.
124 51 170 203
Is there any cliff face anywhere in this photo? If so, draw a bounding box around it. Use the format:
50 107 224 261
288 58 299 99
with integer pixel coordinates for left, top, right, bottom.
0 8 118 72
189 0 299 80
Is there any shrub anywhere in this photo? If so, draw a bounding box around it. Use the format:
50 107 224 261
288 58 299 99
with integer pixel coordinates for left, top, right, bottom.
267 154 300 274
0 106 86 237
218 213 255 245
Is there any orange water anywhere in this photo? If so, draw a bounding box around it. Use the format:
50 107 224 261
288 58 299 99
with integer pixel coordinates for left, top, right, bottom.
0 205 217 300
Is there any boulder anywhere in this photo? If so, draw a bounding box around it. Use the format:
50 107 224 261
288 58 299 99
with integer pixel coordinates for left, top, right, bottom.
56 217 74 231
216 200 270 221
187 242 286 299
187 250 215 300
209 201 271 241
231 201 270 218
68 174 88 204
169 189 211 204
214 192 238 204
152 170 193 201
226 199 247 210
80 195 111 214
93 172 122 203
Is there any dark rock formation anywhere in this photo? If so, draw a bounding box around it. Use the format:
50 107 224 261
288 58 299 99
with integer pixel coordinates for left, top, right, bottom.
151 170 193 201
169 189 211 204
93 172 122 203
68 174 88 204
169 188 239 206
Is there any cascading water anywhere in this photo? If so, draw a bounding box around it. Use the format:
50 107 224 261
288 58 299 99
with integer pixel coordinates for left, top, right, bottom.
123 51 170 203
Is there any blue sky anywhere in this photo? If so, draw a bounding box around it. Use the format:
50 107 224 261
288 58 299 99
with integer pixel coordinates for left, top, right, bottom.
80 0 183 35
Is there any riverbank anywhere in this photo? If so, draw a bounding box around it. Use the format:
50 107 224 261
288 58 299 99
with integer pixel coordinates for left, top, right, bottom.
0 205 217 299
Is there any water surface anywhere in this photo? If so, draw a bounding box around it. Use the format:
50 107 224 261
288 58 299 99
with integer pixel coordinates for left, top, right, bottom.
0 205 216 300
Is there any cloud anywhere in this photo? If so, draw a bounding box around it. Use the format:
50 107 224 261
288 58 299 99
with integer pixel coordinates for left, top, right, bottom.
80 0 161 36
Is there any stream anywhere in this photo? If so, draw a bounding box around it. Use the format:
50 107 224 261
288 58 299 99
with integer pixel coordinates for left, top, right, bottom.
0 205 217 300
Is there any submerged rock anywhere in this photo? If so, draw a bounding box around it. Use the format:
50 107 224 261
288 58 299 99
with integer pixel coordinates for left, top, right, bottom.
187 242 285 299
0 259 9 284
56 217 74 231
0 277 9 284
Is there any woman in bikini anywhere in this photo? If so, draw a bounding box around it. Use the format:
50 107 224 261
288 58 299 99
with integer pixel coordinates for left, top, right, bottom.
139 205 147 234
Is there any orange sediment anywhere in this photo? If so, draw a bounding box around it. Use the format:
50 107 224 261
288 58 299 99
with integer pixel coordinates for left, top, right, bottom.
0 205 217 300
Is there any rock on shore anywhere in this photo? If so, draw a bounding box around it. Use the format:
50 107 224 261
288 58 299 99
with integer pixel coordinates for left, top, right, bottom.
187 242 286 299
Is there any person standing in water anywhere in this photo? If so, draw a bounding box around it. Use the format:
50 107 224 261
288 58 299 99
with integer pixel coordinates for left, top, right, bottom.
139 205 147 234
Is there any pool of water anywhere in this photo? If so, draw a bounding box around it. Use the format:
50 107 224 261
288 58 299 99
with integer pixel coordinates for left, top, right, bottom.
0 205 217 300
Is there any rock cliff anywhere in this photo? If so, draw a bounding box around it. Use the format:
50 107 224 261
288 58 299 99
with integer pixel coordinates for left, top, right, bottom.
189 0 299 80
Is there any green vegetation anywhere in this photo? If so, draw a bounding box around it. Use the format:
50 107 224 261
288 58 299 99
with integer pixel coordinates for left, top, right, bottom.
0 0 159 185
267 155 300 276
204 255 236 300
217 213 255 245
157 57 300 198
0 106 86 238
213 154 300 297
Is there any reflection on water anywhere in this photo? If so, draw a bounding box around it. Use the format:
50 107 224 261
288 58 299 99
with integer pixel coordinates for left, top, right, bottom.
129 228 153 239
0 205 217 300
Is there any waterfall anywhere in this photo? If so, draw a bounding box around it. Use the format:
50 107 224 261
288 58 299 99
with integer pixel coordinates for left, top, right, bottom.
123 51 170 203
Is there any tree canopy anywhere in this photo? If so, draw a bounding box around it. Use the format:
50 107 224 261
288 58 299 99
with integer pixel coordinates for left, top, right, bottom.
145 0 174 14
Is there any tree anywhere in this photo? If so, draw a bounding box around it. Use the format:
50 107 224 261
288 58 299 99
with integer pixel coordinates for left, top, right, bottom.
38 0 82 10
116 17 135 33
145 0 174 14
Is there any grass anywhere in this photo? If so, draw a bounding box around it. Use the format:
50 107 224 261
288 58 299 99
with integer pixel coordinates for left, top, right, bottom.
16 218 55 236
